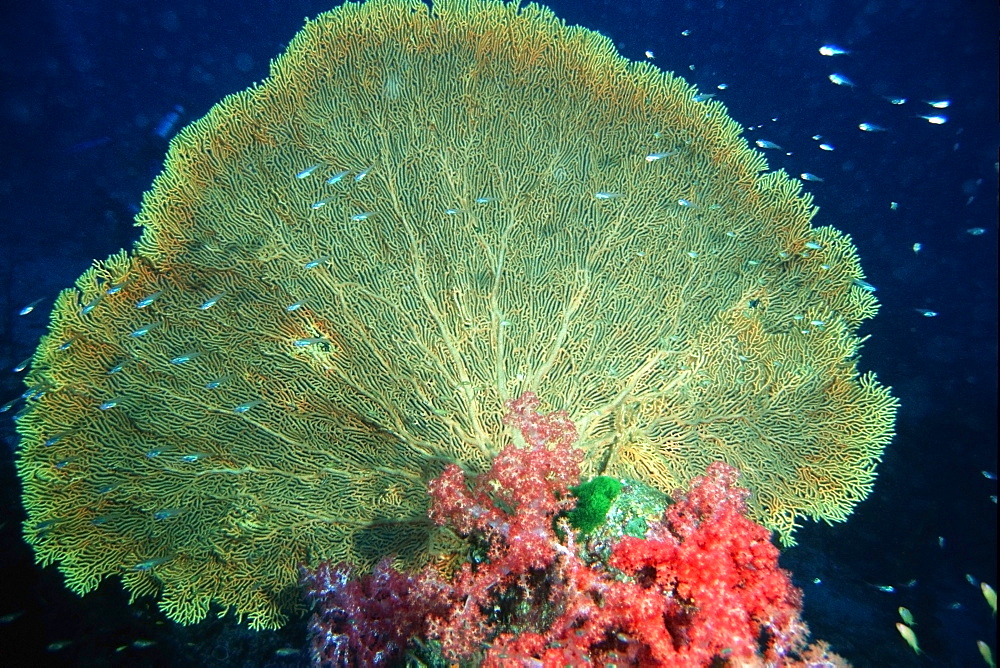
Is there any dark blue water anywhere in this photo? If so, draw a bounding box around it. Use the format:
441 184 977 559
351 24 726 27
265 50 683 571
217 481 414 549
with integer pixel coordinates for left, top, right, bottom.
0 0 995 665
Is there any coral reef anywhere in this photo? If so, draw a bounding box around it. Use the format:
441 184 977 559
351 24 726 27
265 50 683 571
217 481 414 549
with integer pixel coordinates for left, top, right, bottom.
17 0 894 627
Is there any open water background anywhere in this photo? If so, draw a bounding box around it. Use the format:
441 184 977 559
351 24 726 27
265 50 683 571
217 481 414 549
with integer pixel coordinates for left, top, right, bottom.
0 0 996 665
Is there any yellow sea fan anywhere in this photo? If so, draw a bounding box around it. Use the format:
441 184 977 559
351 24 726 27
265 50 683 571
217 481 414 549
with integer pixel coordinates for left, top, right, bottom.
16 0 895 629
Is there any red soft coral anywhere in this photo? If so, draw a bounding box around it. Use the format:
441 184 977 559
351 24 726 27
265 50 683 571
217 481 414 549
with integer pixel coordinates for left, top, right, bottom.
610 462 807 665
302 394 840 667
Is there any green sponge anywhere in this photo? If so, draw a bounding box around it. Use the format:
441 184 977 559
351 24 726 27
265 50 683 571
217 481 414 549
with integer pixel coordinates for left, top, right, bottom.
568 476 622 533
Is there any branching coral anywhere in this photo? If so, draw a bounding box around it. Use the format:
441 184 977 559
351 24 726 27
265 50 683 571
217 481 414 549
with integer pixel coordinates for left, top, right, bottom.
17 0 894 628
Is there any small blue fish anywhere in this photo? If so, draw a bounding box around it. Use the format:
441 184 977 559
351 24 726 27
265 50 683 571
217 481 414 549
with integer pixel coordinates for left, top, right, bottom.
44 431 72 447
914 308 937 317
80 295 104 315
169 352 202 365
326 169 350 184
106 277 136 295
135 291 163 309
204 374 232 389
983 471 997 480
294 337 326 347
99 396 125 411
153 105 185 139
474 196 495 204
967 227 986 236
692 93 716 103
819 143 835 151
108 360 127 375
18 297 45 316
800 173 824 182
918 114 947 125
677 199 696 207
645 151 675 162
129 321 162 337
199 292 226 310
180 453 211 462
33 518 63 532
350 211 375 221
131 555 173 571
354 166 373 181
925 99 950 109
311 198 331 210
22 384 46 400
859 122 887 132
852 278 877 292
819 45 850 56
755 140 782 150
883 96 907 105
594 191 622 200
304 256 330 269
0 611 24 624
234 399 263 413
828 73 855 87
295 163 322 179
803 241 823 250
285 300 305 312
12 357 31 373
153 508 184 520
